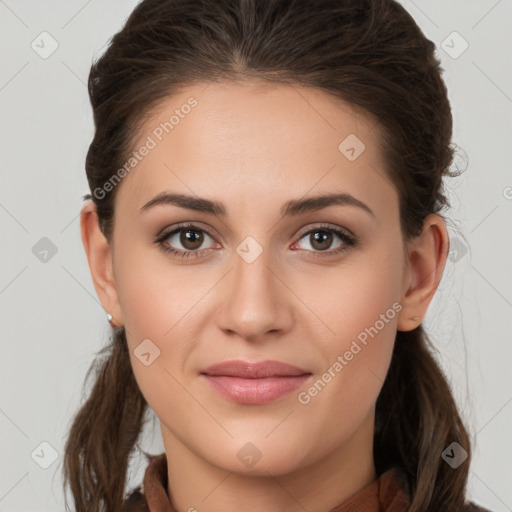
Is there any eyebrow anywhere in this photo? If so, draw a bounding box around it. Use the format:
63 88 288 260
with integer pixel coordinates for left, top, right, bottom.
140 191 376 219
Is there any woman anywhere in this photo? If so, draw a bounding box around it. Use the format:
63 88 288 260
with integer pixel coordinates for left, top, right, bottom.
63 0 491 511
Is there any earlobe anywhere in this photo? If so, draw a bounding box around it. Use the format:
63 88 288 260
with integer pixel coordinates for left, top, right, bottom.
80 201 123 327
397 214 449 332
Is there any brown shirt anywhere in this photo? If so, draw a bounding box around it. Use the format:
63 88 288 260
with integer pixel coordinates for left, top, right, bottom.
120 453 491 512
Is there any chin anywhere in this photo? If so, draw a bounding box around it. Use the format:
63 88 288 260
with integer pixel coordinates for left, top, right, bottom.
204 437 311 477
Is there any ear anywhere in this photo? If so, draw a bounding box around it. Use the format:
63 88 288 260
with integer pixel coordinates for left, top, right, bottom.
397 213 450 332
80 201 123 327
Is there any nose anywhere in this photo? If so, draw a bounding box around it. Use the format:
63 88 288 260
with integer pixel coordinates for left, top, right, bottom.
215 243 294 343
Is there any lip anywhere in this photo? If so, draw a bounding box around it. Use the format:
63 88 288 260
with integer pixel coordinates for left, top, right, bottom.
201 359 310 378
200 360 312 405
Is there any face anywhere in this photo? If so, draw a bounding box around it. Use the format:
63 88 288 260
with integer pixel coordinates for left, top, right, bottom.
89 80 422 476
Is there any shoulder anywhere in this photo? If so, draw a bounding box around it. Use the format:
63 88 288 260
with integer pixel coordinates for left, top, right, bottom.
119 486 149 512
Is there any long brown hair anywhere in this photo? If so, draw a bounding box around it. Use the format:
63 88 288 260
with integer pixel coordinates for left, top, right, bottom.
63 1 472 511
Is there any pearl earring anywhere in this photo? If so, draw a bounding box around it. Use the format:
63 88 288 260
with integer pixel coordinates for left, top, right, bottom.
106 312 119 328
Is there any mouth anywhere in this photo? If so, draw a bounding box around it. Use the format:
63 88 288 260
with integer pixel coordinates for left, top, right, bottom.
200 359 310 378
199 359 312 404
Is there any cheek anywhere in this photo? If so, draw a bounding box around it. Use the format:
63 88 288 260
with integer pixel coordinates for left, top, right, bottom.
295 276 399 448
114 236 207 341
295 245 402 408
113 245 216 402
116 262 199 415
298 250 403 350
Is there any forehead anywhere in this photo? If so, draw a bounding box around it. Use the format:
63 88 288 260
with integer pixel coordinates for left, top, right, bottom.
114 80 396 219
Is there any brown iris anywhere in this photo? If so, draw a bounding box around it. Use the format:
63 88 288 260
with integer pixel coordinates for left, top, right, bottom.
310 230 333 251
180 229 204 250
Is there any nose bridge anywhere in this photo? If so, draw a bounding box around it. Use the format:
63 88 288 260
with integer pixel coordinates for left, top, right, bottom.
216 234 290 339
234 235 273 294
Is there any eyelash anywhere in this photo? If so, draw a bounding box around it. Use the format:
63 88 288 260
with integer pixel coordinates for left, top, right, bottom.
154 222 357 260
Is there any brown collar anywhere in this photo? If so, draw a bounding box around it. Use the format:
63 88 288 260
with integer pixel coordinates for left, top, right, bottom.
121 453 412 512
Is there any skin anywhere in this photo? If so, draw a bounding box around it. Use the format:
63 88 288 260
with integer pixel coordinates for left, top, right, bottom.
80 80 449 512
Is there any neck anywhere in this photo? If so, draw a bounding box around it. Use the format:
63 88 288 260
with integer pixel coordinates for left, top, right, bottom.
161 410 377 512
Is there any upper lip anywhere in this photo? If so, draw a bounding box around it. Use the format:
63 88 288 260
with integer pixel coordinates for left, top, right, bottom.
200 359 311 378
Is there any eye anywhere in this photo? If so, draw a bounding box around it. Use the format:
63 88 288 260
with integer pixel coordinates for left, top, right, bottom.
155 222 218 259
154 222 358 260
292 224 357 257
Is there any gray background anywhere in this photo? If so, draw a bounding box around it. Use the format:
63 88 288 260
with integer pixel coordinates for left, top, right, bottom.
0 0 511 511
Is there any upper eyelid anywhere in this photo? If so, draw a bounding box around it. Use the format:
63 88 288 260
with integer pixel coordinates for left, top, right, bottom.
158 222 216 238
296 223 353 238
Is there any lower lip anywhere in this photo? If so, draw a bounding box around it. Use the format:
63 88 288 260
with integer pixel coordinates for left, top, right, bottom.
201 374 312 404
